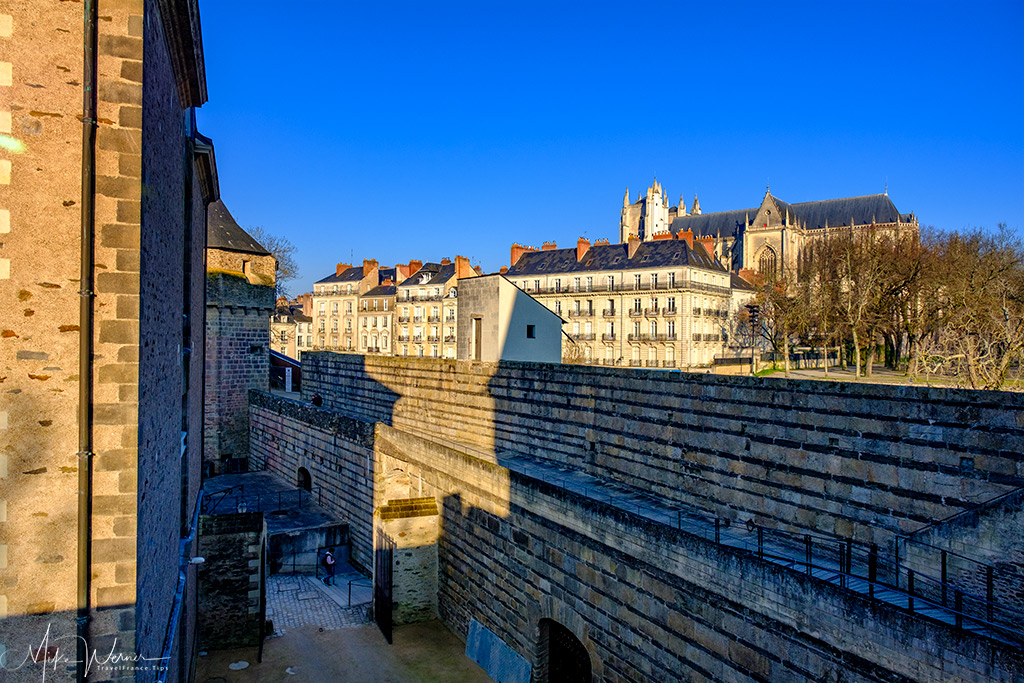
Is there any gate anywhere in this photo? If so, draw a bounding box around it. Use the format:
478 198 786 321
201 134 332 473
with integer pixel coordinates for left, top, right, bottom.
544 619 591 683
374 527 395 644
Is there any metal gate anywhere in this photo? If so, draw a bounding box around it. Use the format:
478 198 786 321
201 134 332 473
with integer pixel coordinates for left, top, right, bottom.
374 527 395 644
547 620 591 683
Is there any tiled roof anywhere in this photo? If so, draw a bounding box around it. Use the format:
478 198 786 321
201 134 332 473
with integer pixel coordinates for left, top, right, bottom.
506 239 726 277
207 199 270 255
730 273 756 291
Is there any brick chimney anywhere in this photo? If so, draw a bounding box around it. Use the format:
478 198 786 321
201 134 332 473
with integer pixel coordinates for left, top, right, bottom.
394 263 411 281
593 238 610 246
441 257 452 265
455 255 476 279
576 237 590 261
382 278 394 286
473 265 482 275
499 266 508 274
627 235 641 259
697 236 715 259
362 258 379 275
336 262 352 276
738 268 761 286
510 243 536 267
651 231 672 241
541 241 557 251
408 259 423 274
679 229 694 249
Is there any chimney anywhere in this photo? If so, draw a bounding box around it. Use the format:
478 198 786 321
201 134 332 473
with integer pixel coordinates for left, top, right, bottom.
441 257 452 265
394 263 411 281
651 231 672 241
593 238 610 246
541 241 557 251
473 265 482 275
697 236 715 258
627 235 641 259
362 258 379 275
679 229 694 249
455 255 476 279
576 237 590 261
510 243 536 267
382 278 394 286
408 259 423 274
335 262 352 276
738 268 761 286
499 266 508 274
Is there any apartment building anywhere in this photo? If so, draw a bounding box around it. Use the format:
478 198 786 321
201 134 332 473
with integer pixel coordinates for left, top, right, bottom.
504 232 732 367
395 256 478 358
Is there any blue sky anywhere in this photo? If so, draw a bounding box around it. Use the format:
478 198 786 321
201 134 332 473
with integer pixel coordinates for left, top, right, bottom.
196 1 1024 295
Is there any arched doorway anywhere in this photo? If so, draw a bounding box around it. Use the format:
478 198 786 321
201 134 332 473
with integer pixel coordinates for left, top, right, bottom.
539 619 591 683
297 467 311 491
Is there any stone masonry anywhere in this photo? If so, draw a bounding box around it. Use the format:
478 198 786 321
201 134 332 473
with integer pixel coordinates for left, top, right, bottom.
250 354 1024 682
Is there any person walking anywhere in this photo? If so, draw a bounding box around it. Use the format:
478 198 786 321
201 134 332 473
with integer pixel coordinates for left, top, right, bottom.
322 547 336 585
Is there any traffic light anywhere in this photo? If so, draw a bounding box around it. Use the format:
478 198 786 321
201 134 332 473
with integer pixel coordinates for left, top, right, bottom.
745 304 760 327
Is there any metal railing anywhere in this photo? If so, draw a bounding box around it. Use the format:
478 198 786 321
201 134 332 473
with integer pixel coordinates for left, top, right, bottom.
202 484 324 515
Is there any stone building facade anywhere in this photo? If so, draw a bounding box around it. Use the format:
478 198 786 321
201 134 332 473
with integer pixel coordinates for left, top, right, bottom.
394 256 477 359
270 294 313 359
0 1 212 680
504 234 734 367
204 199 276 473
620 180 919 277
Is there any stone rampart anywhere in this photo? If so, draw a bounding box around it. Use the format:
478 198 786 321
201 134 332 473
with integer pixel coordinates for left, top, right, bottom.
302 354 1023 549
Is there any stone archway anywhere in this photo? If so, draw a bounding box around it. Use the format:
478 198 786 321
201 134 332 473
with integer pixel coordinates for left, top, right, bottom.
538 618 591 683
296 466 311 491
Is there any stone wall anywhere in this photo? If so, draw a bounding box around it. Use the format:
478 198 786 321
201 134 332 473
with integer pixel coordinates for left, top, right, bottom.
249 386 1024 682
303 354 1023 550
204 267 275 470
248 391 376 570
197 512 266 649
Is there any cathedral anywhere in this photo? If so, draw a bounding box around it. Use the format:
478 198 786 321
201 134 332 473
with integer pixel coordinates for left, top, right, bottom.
619 180 919 277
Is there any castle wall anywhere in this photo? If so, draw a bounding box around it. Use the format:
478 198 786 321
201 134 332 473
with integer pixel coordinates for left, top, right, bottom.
249 379 1024 682
302 355 1023 551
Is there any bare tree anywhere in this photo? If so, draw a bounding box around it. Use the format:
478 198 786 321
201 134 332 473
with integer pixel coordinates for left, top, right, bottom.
918 226 1024 390
247 225 299 297
755 269 807 377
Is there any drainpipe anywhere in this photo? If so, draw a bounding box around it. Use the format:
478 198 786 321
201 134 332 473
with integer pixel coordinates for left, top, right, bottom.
77 0 99 679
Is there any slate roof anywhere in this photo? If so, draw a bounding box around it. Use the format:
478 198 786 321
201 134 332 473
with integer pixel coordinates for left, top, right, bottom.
506 239 726 277
398 263 442 288
362 284 396 297
667 193 912 237
207 199 270 255
730 273 756 292
669 209 752 240
314 266 364 285
425 263 457 287
787 194 906 229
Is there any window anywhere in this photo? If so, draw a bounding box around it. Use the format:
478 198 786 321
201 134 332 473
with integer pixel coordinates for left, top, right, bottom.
586 300 593 314
668 297 676 312
758 247 777 276
573 300 581 315
607 275 615 289
573 277 580 292
554 279 561 293
319 303 326 315
650 320 657 336
332 302 339 314
345 302 352 314
634 274 642 289
346 284 352 294
668 320 675 337
526 325 535 339
668 272 676 288
332 285 338 294
373 300 379 310
361 335 367 349
585 277 593 291
633 321 640 337
279 331 287 343
534 279 540 292
573 321 580 335
554 301 562 315
633 298 641 313
651 273 658 288
384 300 389 311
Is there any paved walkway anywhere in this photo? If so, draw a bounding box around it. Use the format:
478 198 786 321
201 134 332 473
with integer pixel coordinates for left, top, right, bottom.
267 564 372 634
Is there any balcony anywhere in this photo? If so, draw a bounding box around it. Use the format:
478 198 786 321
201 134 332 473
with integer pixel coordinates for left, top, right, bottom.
628 359 642 367
444 336 456 343
702 334 721 342
570 333 596 341
601 333 616 341
444 316 456 323
646 360 660 367
628 333 668 342
692 333 702 341
602 309 617 317
628 309 643 317
427 315 441 323
412 316 424 323
692 308 702 316
643 307 660 317
427 335 440 343
664 360 676 368
568 310 594 318
397 335 410 342
413 336 423 343
398 316 410 323
665 307 677 316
